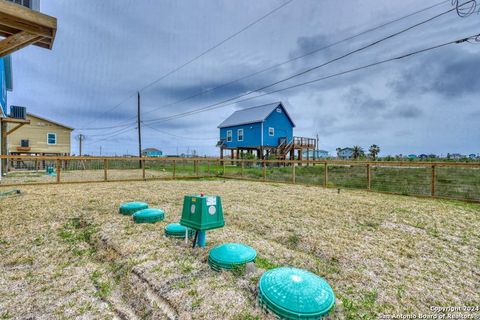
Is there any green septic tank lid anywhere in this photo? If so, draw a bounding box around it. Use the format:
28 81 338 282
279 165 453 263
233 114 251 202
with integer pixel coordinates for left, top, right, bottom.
119 202 149 215
258 267 335 319
208 243 256 270
132 208 164 223
165 223 187 234
164 223 194 238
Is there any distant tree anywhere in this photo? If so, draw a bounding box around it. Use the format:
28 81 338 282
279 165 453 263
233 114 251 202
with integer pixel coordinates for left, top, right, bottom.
369 144 380 160
336 147 341 158
352 146 364 160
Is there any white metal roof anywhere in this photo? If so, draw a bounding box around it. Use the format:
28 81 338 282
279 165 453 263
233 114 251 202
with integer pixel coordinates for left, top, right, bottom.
217 102 295 128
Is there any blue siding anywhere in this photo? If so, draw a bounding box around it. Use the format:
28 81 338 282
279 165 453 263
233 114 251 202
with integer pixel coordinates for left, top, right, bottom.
0 58 6 115
220 122 262 148
145 151 163 157
262 105 293 147
219 104 294 148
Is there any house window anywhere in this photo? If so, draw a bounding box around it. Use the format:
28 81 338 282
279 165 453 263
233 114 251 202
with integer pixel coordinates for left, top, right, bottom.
237 129 244 141
268 127 274 136
47 133 56 145
276 107 282 113
226 130 232 142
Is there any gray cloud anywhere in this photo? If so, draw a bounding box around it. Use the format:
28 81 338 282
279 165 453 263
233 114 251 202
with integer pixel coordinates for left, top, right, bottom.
7 0 480 156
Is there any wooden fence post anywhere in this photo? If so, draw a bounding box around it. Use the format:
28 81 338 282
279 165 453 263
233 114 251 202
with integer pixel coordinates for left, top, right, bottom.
431 165 436 197
142 159 146 180
173 160 176 179
324 162 328 187
241 160 244 178
207 160 211 176
292 161 296 184
104 159 108 181
262 159 266 181
223 159 226 176
367 164 371 190
56 159 61 183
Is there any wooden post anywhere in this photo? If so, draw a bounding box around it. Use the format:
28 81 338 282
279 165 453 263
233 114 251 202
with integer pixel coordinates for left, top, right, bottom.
207 160 211 176
104 159 108 181
324 162 328 187
292 160 296 184
173 160 176 179
195 160 199 177
367 164 371 190
431 165 436 197
262 159 266 181
223 159 226 176
56 159 61 183
142 159 146 180
241 159 244 178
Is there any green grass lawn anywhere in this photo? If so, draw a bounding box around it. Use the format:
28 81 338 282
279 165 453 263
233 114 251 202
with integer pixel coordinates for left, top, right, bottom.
144 161 480 201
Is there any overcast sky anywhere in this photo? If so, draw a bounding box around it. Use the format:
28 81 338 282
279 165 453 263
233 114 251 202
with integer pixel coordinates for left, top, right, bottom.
8 0 480 156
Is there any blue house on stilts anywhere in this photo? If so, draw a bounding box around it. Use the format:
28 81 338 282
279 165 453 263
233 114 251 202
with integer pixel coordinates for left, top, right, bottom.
217 102 316 160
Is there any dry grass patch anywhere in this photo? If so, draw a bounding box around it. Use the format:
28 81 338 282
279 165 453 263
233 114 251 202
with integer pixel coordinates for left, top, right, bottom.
0 180 479 319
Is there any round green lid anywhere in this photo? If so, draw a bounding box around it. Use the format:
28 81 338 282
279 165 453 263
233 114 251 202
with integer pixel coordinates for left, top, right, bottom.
119 202 148 215
132 208 164 223
209 243 256 266
258 267 335 319
165 223 187 233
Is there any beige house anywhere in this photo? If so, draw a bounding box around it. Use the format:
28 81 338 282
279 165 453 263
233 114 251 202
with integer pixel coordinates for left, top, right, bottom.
7 113 73 156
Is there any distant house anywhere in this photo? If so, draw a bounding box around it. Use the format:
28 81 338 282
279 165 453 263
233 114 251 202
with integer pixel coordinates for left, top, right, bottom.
142 148 163 157
469 153 477 159
407 154 417 159
7 113 73 156
217 102 316 160
448 153 464 160
218 102 295 150
337 148 354 159
419 154 428 160
303 149 329 159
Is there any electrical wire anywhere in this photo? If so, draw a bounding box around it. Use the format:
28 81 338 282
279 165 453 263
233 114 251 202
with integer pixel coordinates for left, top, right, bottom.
144 33 480 125
142 123 217 140
143 5 461 125
88 126 137 144
85 0 450 131
137 0 450 119
75 0 294 130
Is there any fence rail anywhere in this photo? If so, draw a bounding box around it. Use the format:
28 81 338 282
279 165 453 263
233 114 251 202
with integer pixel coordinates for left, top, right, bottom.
1 155 479 202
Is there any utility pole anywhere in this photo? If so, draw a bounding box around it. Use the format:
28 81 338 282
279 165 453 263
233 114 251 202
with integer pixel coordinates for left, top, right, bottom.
137 91 142 168
76 133 85 156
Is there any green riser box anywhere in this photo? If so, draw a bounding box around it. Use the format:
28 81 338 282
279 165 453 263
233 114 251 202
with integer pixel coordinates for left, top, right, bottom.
180 195 224 231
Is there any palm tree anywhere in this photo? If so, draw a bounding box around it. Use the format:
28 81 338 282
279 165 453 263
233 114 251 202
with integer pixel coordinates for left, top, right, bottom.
352 146 364 160
369 144 380 160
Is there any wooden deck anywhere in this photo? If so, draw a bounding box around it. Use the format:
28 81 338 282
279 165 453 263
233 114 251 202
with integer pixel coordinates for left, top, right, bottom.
0 0 57 57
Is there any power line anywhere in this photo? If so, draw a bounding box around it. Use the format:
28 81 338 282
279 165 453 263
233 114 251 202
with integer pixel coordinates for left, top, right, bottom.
138 0 295 94
143 5 460 125
76 0 294 130
143 123 217 140
144 33 480 124
88 126 136 144
77 122 135 131
137 0 449 119
85 0 449 131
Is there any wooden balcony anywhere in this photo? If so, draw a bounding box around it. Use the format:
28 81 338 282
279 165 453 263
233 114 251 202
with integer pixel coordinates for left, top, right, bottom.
0 0 57 57
292 136 316 149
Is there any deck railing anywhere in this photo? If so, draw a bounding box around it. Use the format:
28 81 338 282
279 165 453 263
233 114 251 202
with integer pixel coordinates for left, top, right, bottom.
0 155 479 203
292 136 316 148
